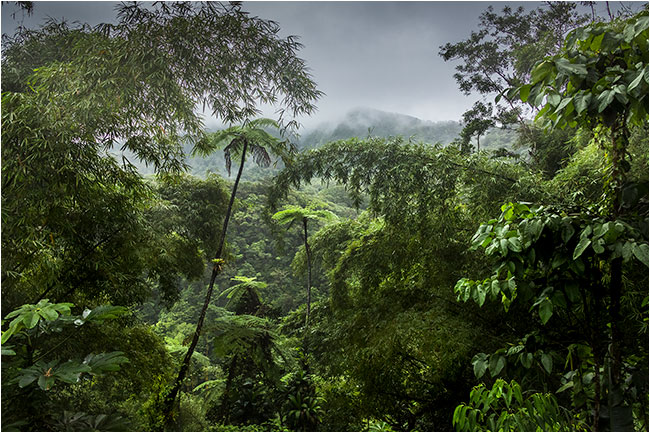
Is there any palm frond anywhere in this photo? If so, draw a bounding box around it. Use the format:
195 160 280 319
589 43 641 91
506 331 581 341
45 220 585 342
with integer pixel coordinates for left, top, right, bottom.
246 117 281 130
250 143 272 168
272 205 308 226
191 128 240 157
218 276 268 308
208 315 276 358
192 118 294 174
272 205 338 226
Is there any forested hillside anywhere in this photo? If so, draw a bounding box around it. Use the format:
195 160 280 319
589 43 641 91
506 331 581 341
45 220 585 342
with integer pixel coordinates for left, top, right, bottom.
295 108 519 151
137 107 517 179
1 2 648 432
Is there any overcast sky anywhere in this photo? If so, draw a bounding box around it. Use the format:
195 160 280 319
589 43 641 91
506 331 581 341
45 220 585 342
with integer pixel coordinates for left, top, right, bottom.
1 1 643 129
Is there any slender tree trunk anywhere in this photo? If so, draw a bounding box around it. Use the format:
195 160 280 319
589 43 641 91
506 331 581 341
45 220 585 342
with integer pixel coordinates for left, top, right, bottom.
163 139 248 426
303 218 312 326
607 123 626 427
219 354 239 424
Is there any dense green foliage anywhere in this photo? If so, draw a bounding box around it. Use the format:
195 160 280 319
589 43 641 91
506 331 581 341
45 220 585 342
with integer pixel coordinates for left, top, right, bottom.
2 2 647 432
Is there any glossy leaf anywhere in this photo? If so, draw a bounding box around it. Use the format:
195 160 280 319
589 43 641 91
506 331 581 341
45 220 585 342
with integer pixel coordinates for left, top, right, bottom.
538 299 553 325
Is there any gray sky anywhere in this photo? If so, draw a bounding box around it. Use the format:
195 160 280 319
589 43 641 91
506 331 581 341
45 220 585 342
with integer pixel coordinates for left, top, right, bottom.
1 1 641 129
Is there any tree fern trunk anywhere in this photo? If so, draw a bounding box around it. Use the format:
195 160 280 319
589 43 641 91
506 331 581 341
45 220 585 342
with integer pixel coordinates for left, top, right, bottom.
608 123 627 430
303 218 312 326
163 139 248 426
219 354 239 424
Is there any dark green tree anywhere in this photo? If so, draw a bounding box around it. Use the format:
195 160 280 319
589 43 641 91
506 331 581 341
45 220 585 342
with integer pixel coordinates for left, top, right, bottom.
272 206 337 325
164 118 297 421
2 1 321 308
2 2 321 424
439 2 590 155
459 101 496 153
514 9 649 429
219 276 268 316
455 9 649 431
1 300 131 430
270 136 543 430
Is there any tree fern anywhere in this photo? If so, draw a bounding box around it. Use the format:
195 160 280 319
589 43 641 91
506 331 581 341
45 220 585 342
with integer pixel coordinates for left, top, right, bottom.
272 205 338 325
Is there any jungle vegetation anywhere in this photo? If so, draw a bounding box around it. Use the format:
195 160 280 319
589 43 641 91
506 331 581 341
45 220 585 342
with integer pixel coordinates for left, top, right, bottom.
1 2 648 432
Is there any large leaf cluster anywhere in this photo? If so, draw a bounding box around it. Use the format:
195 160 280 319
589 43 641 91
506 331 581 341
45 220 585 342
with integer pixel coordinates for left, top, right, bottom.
2 300 129 395
195 118 297 177
440 2 590 138
453 379 588 431
514 10 649 129
456 202 648 318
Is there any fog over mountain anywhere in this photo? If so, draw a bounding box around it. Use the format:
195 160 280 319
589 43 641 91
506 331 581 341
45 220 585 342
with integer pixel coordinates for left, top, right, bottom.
297 107 463 149
176 107 518 179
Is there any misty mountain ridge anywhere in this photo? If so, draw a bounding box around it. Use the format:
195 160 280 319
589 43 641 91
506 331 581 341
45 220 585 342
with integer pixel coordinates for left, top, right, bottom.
296 107 516 151
297 107 462 149
128 107 517 177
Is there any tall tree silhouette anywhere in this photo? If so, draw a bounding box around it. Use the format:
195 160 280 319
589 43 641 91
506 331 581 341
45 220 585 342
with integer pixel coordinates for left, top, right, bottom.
163 118 294 423
272 206 337 325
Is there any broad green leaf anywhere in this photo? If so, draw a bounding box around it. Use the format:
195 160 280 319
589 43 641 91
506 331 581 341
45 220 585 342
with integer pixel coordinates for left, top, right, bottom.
453 405 463 425
473 353 488 379
520 85 532 102
55 361 91 383
507 345 524 356
622 241 634 261
555 58 588 76
573 236 591 260
628 68 646 91
554 98 572 114
573 93 589 114
540 353 553 374
513 384 524 404
490 356 506 377
590 33 605 51
499 238 509 256
39 307 59 321
507 278 516 293
592 238 605 254
531 60 553 84
477 286 487 307
1 325 18 344
84 306 129 322
527 219 544 240
83 351 128 373
37 375 50 391
633 243 649 266
538 299 553 324
557 380 574 393
491 279 501 297
24 312 39 329
18 374 37 388
520 352 533 369
634 15 649 36
547 93 561 107
597 90 615 113
507 237 522 252
551 254 567 269
561 222 575 243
